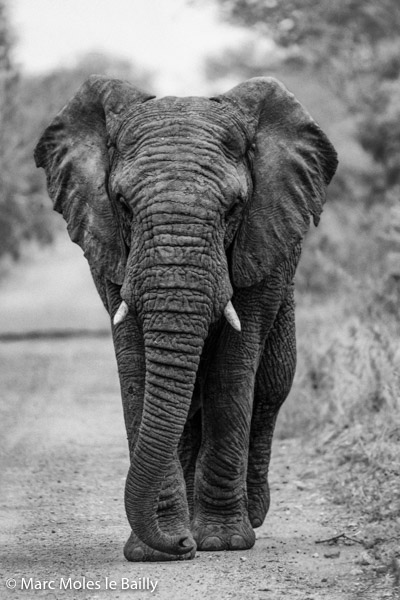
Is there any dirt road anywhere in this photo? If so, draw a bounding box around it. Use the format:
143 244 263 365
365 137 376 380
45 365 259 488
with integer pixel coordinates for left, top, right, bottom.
0 337 366 600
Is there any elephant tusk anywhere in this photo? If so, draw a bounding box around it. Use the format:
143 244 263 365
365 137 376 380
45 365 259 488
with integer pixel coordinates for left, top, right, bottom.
224 300 241 332
113 301 129 326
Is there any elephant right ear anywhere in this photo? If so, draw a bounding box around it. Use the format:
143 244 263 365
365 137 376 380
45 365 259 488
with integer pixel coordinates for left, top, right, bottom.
34 75 154 284
221 77 338 288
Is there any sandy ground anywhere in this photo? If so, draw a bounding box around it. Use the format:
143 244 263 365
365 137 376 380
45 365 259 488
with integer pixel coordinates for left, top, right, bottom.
0 335 368 600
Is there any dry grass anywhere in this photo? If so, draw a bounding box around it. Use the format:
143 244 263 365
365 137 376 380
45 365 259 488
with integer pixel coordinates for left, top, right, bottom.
277 252 400 586
281 304 400 434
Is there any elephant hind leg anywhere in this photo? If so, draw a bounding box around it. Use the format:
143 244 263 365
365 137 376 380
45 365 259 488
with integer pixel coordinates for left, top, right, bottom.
247 288 296 528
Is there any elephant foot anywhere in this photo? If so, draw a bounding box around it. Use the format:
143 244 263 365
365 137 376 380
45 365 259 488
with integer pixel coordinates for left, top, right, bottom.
247 483 271 528
124 531 196 562
192 519 255 552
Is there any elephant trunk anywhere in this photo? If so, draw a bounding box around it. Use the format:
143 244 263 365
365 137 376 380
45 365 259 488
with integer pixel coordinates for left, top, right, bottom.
122 235 229 555
125 311 208 554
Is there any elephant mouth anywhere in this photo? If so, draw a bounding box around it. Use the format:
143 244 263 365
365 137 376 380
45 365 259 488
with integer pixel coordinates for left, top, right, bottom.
113 298 241 332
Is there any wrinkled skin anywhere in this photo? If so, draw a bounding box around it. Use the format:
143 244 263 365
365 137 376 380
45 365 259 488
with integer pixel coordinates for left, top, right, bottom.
34 75 337 561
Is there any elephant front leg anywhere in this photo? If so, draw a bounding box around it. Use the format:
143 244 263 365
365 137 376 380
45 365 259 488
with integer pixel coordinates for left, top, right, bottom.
191 326 259 552
247 289 296 528
105 281 193 562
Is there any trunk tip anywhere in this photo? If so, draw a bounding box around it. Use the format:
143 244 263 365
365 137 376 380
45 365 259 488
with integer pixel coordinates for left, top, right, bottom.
173 533 196 556
179 534 195 550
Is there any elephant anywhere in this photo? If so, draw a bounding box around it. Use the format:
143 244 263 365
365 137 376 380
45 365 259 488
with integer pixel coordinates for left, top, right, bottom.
34 75 337 562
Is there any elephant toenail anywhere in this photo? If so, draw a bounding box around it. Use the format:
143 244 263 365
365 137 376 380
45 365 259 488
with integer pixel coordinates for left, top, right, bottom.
230 534 246 549
252 518 262 528
131 547 145 561
201 536 221 550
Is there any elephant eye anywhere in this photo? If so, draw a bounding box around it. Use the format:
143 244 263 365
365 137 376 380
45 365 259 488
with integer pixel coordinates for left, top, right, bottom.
116 193 133 218
116 193 130 209
226 197 241 221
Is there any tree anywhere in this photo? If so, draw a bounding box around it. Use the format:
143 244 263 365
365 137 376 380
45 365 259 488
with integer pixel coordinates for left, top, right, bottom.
0 0 28 259
213 1 400 69
0 1 60 261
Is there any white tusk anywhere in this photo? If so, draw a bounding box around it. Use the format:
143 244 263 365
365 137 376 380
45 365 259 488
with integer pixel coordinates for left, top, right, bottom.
113 301 129 326
224 300 241 332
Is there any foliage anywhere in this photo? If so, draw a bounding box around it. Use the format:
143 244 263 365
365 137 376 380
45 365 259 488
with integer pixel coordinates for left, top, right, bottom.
275 266 400 575
273 198 400 578
212 0 400 71
358 79 400 189
0 0 58 261
0 0 33 260
205 39 285 84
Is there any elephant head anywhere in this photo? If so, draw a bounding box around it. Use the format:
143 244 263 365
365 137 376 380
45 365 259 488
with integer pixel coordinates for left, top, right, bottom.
34 75 337 556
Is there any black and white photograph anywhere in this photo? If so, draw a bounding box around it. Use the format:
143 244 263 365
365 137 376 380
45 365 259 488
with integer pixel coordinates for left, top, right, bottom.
0 1 399 598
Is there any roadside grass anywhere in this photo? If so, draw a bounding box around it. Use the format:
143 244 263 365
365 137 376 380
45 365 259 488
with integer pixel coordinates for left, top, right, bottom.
277 242 400 589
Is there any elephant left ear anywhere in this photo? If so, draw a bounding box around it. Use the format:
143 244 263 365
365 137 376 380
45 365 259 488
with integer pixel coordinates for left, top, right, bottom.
34 75 155 285
221 77 338 288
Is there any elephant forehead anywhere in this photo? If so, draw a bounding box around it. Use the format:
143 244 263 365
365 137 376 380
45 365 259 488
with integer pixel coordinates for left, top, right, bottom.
117 96 248 153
